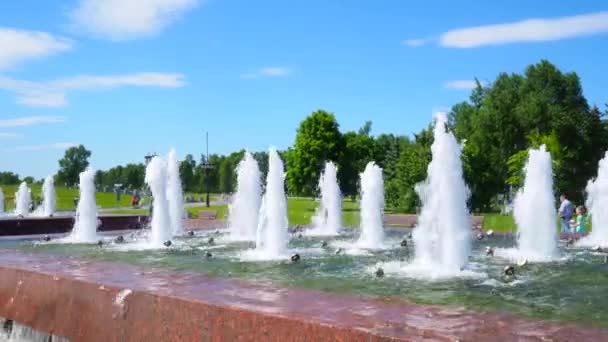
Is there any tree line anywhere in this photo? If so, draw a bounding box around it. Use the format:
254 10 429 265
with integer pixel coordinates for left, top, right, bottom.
2 60 606 213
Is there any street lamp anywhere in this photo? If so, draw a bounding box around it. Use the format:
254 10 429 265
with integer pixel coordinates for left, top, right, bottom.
201 132 214 208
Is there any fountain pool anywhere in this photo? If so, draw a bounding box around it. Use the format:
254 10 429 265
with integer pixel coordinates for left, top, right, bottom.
5 230 608 328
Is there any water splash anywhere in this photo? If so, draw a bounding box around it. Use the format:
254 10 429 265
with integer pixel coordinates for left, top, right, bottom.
499 145 557 262
252 148 288 259
308 161 342 236
356 162 385 249
42 175 56 217
146 156 171 247
68 168 99 243
166 149 184 236
410 112 471 273
228 151 262 241
14 182 31 216
578 151 608 247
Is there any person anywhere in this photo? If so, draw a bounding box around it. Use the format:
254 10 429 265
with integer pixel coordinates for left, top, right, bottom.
570 205 587 234
558 194 574 233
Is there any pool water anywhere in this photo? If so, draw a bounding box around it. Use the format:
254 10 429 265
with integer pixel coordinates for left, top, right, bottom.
4 229 608 328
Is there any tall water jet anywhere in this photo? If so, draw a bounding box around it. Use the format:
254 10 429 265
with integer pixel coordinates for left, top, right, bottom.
356 162 385 249
69 168 98 243
411 113 471 272
146 156 171 247
14 182 31 216
578 152 608 247
510 145 557 261
228 151 262 241
309 161 342 236
166 149 184 236
42 175 56 217
254 148 288 258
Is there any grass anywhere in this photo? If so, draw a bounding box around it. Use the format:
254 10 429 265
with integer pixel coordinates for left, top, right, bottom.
104 197 360 225
0 184 212 211
482 213 516 233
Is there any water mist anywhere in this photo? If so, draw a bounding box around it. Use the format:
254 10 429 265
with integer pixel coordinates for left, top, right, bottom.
228 151 262 241
68 168 99 243
254 148 288 258
356 162 385 249
308 161 342 236
167 149 184 236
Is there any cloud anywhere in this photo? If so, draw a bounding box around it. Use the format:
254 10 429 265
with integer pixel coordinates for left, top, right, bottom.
0 28 71 70
401 38 428 47
0 116 66 127
70 0 199 40
241 67 292 79
444 80 484 90
259 67 291 77
440 11 608 48
0 142 77 152
0 73 186 107
0 132 22 139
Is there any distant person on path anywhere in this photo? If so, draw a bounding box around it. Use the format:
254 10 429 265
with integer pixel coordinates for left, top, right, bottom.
570 205 587 234
558 194 574 233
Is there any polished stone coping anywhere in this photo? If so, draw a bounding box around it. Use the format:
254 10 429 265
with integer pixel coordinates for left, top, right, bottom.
0 249 605 341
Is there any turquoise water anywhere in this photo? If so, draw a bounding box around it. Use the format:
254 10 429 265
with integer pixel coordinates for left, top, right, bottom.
4 229 608 327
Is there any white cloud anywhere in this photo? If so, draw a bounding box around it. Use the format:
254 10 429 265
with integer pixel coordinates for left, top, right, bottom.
0 28 71 70
0 73 186 107
0 142 77 152
0 132 22 139
259 67 291 77
70 0 199 40
440 11 608 48
401 38 428 47
444 80 484 90
241 67 292 79
0 116 66 127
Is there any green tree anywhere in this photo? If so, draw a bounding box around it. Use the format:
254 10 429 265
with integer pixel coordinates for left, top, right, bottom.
339 122 376 198
56 145 91 186
179 154 196 191
0 172 20 185
124 163 145 189
287 110 343 196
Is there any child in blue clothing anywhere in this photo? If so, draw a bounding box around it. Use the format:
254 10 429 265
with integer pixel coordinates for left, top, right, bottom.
569 206 587 233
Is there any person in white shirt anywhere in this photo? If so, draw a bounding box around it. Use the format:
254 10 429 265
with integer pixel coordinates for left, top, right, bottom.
558 194 574 233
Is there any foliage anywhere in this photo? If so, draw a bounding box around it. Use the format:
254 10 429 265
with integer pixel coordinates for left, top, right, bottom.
287 110 343 196
179 154 196 191
451 60 608 210
56 145 92 187
0 172 20 185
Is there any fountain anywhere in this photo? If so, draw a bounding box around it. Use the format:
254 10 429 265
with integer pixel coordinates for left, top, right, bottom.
228 151 262 241
167 149 184 236
356 162 385 249
67 168 99 243
14 182 31 216
578 151 608 247
251 148 288 259
42 175 56 217
500 145 557 261
403 112 472 276
307 161 342 236
146 156 172 247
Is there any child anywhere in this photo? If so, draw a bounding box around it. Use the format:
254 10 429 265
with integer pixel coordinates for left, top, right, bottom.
570 206 587 234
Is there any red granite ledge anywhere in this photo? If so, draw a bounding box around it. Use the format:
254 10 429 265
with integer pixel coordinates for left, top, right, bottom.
0 250 605 342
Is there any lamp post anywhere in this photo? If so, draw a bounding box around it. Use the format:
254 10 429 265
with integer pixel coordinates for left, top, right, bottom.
201 132 214 208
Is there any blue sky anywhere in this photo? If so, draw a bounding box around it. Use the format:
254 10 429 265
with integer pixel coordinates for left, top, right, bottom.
1 0 608 178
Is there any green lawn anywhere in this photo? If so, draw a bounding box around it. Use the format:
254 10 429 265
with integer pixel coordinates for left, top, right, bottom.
482 214 516 233
0 184 212 211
